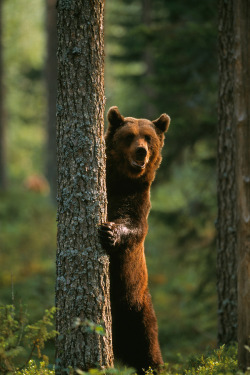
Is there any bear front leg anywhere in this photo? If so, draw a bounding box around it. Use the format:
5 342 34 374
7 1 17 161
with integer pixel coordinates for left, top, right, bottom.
99 222 129 251
100 219 146 252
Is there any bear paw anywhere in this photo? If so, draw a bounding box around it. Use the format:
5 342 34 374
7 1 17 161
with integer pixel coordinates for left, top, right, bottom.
99 222 120 250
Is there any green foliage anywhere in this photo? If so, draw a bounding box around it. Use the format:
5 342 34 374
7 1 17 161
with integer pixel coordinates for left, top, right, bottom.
145 345 245 374
76 367 135 375
105 0 217 170
73 318 106 336
183 345 243 375
0 300 243 375
3 0 45 181
0 189 56 318
14 345 244 375
15 360 54 375
0 304 57 374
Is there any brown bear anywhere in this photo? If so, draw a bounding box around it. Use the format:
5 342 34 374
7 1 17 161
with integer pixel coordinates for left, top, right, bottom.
100 107 170 374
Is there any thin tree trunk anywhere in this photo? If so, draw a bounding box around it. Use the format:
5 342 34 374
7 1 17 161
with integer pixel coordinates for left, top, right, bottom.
0 0 7 190
218 1 250 370
45 0 57 203
234 0 250 370
56 0 113 372
217 0 238 345
142 0 156 119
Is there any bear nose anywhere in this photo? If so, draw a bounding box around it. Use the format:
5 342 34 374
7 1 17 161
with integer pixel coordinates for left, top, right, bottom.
135 147 147 160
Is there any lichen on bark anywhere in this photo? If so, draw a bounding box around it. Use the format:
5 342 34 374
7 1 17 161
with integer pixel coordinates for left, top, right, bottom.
56 0 113 372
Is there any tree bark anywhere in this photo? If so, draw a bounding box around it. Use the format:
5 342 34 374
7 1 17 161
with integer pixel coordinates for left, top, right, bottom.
217 0 238 346
56 0 113 372
45 0 57 203
0 0 7 190
217 0 250 370
141 0 156 119
234 0 250 370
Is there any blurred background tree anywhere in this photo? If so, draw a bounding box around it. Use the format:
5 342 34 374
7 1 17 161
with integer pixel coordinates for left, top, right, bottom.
217 0 250 371
0 0 7 190
217 2 250 372
217 0 238 348
45 0 57 204
0 0 218 366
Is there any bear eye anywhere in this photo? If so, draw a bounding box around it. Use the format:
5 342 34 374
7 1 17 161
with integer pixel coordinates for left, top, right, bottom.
145 135 151 143
125 134 134 144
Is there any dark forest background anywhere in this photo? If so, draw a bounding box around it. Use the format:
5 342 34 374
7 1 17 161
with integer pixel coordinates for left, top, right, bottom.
0 0 218 365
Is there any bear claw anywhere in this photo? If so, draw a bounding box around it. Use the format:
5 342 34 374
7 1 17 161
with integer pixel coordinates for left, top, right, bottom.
99 222 119 249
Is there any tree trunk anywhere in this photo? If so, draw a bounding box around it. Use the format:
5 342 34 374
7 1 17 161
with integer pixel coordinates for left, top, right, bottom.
56 0 113 372
45 0 57 203
141 0 156 119
0 0 7 190
217 0 250 370
217 0 238 346
234 0 250 370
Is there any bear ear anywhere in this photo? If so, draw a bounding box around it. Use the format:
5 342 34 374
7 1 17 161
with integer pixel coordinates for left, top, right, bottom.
107 106 125 129
152 114 171 133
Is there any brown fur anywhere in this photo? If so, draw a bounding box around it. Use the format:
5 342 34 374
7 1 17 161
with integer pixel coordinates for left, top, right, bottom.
100 107 170 374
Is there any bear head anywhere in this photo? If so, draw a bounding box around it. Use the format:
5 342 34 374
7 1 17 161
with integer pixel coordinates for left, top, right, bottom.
105 106 170 180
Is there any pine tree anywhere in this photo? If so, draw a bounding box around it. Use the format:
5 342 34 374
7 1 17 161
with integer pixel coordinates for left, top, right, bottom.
45 0 57 203
217 0 250 370
56 0 113 372
0 0 6 190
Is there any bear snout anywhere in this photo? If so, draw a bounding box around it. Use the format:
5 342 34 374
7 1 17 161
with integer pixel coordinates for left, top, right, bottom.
135 147 147 161
130 145 149 171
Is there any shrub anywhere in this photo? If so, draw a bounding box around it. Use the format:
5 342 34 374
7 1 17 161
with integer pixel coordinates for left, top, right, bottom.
0 304 57 374
184 345 243 375
15 360 54 375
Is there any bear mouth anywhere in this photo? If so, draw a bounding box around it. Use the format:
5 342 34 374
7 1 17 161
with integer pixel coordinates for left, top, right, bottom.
130 160 146 170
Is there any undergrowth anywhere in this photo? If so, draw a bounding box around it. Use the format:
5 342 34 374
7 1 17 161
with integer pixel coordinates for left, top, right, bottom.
0 304 57 374
0 303 248 375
